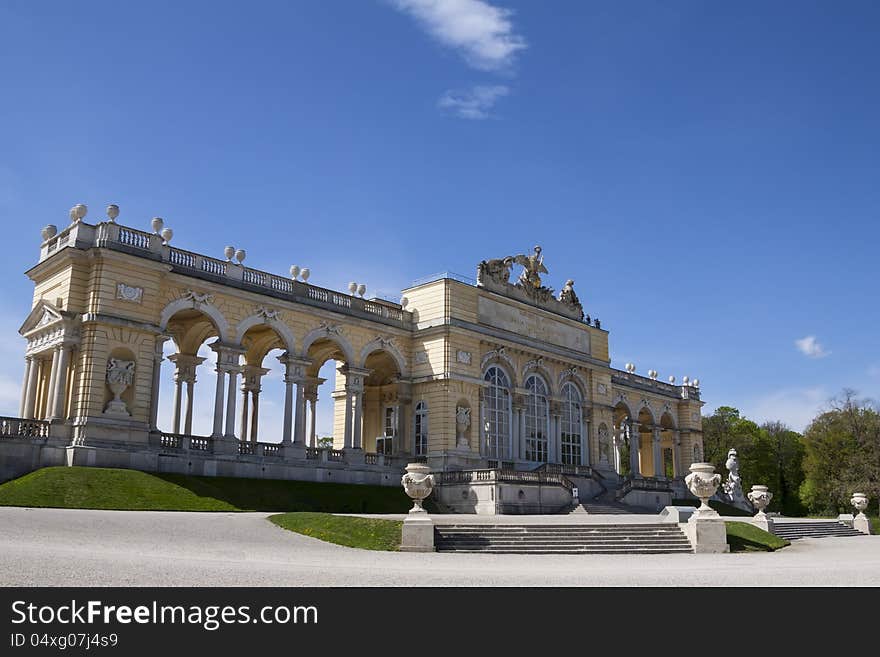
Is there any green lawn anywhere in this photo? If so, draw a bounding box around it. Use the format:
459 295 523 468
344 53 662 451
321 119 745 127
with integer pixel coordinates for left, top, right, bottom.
269 512 403 551
725 521 789 552
0 466 412 513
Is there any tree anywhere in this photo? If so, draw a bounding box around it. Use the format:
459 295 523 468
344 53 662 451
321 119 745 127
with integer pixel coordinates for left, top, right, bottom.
800 390 880 515
316 436 334 449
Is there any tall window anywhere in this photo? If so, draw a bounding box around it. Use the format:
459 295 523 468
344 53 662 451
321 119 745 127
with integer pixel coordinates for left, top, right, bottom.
524 375 549 462
560 382 582 465
483 366 510 459
377 406 395 455
414 401 428 456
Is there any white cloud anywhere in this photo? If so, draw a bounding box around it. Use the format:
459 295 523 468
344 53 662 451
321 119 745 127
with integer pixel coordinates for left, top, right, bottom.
438 85 509 119
745 386 828 433
795 335 829 359
390 0 527 71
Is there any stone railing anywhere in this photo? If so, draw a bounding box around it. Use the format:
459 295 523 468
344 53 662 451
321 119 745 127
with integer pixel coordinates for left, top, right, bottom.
305 447 320 460
0 416 50 439
327 449 345 462
534 462 593 478
611 370 700 401
261 443 282 457
159 433 213 452
364 452 379 465
437 468 574 494
238 442 255 456
42 221 411 329
617 475 673 498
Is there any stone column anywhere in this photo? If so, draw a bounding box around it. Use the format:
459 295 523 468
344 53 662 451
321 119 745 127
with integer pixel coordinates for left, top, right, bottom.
352 392 363 449
582 413 590 467
45 347 60 421
250 390 260 443
224 369 239 439
343 389 353 449
239 386 250 442
396 381 412 455
293 380 307 446
172 378 184 434
307 396 318 447
19 356 34 418
211 365 226 438
149 337 169 432
184 380 195 435
49 346 71 421
282 373 294 445
22 356 41 420
629 421 641 476
550 402 561 464
672 430 682 477
652 426 663 478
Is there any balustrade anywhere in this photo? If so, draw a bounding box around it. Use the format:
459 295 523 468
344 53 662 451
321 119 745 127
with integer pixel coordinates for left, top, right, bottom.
0 416 50 439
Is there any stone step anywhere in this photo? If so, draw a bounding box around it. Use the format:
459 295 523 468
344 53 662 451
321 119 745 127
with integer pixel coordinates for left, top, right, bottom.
772 522 864 539
434 522 692 554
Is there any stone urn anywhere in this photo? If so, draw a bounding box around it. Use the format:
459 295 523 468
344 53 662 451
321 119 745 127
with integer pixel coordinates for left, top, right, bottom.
104 358 135 416
851 493 868 517
748 484 773 518
685 463 721 513
41 225 58 242
401 463 435 514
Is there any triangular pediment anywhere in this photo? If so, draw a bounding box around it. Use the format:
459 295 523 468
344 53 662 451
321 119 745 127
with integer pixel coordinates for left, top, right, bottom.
19 300 66 335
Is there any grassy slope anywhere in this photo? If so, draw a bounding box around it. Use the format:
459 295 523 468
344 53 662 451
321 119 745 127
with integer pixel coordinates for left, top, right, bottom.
672 498 753 517
269 512 402 551
0 466 412 513
725 521 789 552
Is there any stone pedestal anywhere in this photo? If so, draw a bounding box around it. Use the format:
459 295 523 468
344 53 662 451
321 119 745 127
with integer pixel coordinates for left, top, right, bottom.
283 444 306 460
837 513 854 528
343 448 365 465
399 511 435 552
751 514 774 534
685 512 730 553
212 437 240 456
854 514 872 535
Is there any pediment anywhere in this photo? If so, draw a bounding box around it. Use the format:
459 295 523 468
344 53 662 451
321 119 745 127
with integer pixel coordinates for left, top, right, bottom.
19 301 69 336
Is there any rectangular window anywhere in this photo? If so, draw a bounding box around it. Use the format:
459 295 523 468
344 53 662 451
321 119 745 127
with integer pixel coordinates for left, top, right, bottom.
376 406 396 455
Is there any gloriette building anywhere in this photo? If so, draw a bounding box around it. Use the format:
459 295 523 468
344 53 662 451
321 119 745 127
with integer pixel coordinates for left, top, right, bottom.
4 205 705 513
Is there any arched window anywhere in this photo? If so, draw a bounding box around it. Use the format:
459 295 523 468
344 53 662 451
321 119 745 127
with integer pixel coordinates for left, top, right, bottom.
483 366 510 459
560 382 582 465
414 401 428 456
524 375 549 462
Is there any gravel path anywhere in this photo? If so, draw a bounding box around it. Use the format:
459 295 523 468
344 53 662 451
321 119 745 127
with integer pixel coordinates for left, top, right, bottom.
2 507 878 586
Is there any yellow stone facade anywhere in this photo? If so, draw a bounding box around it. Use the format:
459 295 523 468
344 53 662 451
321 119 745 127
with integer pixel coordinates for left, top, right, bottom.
11 214 703 500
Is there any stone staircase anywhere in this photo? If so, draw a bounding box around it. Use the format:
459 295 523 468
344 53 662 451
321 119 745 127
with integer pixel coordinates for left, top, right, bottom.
434 523 693 554
568 499 643 515
772 521 865 540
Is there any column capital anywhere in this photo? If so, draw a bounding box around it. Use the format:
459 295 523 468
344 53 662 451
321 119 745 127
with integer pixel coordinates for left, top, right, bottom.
278 353 311 382
168 354 207 383
341 366 371 393
211 342 245 372
242 365 271 392
652 426 663 440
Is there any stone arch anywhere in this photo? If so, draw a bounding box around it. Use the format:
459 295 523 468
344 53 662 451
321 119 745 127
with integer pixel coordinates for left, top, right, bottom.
636 399 657 425
301 325 356 364
612 394 636 422
234 314 296 354
660 409 678 429
358 338 407 374
558 368 589 400
522 360 555 396
481 349 518 387
159 295 230 339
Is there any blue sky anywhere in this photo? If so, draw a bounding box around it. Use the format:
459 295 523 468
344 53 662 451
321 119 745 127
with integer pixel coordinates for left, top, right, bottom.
1 0 879 434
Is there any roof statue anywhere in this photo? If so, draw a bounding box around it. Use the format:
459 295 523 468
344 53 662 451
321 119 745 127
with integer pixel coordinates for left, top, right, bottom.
476 245 585 321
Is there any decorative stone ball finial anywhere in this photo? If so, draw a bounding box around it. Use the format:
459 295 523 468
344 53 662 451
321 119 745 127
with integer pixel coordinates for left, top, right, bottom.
648 369 658 380
300 268 310 282
289 265 300 280
747 484 773 518
160 227 173 245
693 378 700 388
400 296 409 309
682 376 690 385
401 462 435 514
41 225 58 242
668 375 676 384
234 249 246 264
70 204 87 224
106 204 119 222
685 462 721 515
150 217 164 234
348 282 358 295
357 284 366 298
224 246 235 261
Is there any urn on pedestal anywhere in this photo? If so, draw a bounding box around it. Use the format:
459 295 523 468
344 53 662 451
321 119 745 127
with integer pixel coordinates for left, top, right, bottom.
104 358 135 417
401 462 435 513
685 462 721 516
851 493 872 534
748 485 773 518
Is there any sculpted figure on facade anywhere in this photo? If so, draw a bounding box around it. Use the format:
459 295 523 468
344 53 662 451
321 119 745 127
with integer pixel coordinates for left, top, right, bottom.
477 256 514 287
455 405 471 448
558 279 585 321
